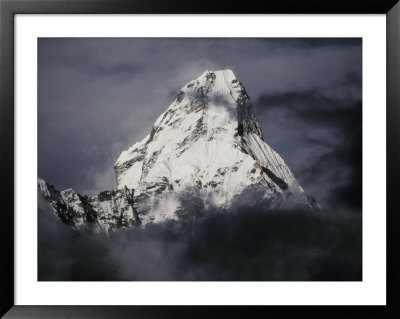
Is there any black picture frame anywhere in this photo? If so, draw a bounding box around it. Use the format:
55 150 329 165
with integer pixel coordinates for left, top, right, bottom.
1 1 399 318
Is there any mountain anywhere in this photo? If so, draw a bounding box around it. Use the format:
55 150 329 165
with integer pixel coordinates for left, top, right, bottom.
38 179 140 234
39 69 318 234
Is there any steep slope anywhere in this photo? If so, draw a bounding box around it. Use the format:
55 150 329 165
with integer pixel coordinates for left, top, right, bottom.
38 178 140 234
39 69 318 234
114 69 316 210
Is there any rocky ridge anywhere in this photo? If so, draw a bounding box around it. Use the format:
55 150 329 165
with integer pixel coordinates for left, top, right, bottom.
39 69 319 234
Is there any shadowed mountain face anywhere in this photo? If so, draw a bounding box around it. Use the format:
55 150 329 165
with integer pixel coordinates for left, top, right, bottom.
39 70 318 235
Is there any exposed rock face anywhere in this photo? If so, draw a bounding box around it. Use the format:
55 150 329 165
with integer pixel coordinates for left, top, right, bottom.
39 69 319 234
38 179 140 234
114 70 315 209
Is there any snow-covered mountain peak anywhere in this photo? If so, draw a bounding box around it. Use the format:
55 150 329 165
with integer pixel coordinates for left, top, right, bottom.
39 69 319 234
183 69 238 96
189 69 236 86
175 69 257 119
114 70 316 211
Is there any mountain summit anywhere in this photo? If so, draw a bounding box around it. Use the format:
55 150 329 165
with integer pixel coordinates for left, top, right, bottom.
114 69 316 208
39 69 318 234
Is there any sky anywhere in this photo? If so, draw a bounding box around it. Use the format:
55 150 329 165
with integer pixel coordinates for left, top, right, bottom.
38 38 362 281
38 38 362 208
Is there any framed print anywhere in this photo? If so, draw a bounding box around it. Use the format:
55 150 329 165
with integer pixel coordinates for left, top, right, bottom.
1 0 399 318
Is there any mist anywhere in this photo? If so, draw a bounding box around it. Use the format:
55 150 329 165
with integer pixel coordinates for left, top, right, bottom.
39 194 361 281
38 38 362 281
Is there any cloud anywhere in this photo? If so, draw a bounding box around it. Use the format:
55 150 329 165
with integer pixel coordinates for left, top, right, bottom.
280 38 361 49
255 86 362 210
38 38 362 197
37 38 362 282
38 194 361 281
338 71 362 89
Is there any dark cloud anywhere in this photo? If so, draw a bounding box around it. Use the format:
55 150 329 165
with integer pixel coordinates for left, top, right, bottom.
38 195 118 280
38 195 361 281
38 38 362 281
258 38 361 49
38 38 362 196
290 38 361 48
90 63 143 81
255 87 362 210
339 71 362 89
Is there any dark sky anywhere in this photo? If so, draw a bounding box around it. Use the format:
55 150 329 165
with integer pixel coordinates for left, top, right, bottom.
38 38 362 208
38 38 362 281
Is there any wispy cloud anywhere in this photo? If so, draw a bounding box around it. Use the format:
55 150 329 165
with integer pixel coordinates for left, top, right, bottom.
38 38 362 201
39 194 362 281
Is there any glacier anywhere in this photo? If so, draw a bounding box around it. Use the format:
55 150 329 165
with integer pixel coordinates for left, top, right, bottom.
39 69 319 234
